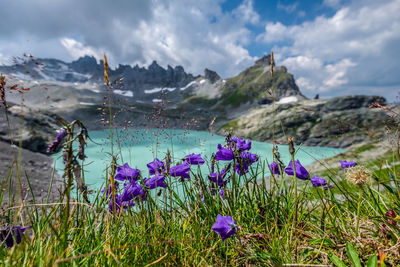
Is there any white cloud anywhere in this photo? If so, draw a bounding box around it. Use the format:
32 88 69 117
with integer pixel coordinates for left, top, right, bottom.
0 52 9 65
60 38 102 61
323 0 342 8
0 0 259 78
277 1 298 13
258 22 289 43
107 0 258 77
233 0 260 25
258 0 400 98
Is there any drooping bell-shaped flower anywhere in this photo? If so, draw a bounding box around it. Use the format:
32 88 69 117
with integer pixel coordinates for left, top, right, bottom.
120 182 145 202
47 128 67 153
215 144 234 161
269 162 281 175
101 181 119 199
310 176 327 187
114 163 141 181
143 174 167 189
240 151 258 164
170 163 191 179
209 169 228 187
0 226 26 248
339 160 357 170
211 214 237 241
284 160 310 180
235 162 249 175
147 158 165 175
108 195 122 213
231 136 252 151
184 153 205 165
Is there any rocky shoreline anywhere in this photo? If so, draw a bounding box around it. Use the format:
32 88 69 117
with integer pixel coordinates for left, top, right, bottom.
0 141 63 204
216 95 390 148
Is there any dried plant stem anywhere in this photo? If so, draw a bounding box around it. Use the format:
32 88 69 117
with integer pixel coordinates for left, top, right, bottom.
61 126 74 252
355 186 363 237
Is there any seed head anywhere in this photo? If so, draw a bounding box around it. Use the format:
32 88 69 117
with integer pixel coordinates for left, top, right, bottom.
345 165 372 187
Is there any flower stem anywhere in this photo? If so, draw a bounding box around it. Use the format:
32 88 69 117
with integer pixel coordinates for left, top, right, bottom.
355 186 363 237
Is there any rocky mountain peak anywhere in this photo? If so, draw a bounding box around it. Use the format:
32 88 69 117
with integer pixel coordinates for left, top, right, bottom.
204 68 221 84
70 55 99 73
148 60 164 72
254 54 273 67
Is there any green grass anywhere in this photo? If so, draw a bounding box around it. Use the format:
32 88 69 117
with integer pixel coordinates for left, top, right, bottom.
1 135 400 266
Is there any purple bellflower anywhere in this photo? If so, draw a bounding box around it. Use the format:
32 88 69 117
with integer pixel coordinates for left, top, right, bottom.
108 195 122 213
339 160 357 170
239 151 258 164
310 176 333 190
284 160 310 180
212 214 237 241
310 176 327 187
185 153 205 165
219 189 225 197
209 169 228 187
235 152 258 175
235 162 249 175
215 144 234 161
0 226 26 248
101 181 119 199
231 136 252 151
120 183 145 202
47 128 67 153
114 163 141 181
170 163 191 179
147 158 165 175
269 162 281 175
143 174 167 189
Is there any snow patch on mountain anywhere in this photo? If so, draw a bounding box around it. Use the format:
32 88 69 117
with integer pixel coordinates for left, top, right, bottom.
113 90 133 97
180 81 197 91
144 87 176 94
277 96 298 104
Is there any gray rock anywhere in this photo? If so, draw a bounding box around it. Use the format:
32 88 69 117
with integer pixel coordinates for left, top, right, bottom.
204 68 221 84
217 95 391 148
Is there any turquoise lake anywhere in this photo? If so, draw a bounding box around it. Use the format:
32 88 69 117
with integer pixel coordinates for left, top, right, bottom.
52 128 345 194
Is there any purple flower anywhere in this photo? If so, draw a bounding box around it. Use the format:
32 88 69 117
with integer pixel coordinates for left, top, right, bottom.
47 128 67 153
170 163 191 179
0 226 26 248
215 144 234 161
120 182 145 202
209 169 228 187
339 160 357 170
310 176 327 187
101 181 119 199
114 163 141 181
235 162 249 175
185 153 205 165
121 199 135 209
108 195 122 213
212 214 237 241
219 189 225 197
235 152 258 175
284 160 310 180
269 162 281 175
147 158 165 175
239 151 258 164
143 174 167 189
231 137 252 151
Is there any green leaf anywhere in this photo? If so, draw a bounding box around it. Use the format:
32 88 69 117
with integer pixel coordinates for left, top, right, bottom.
329 253 347 267
346 243 362 267
309 238 335 247
366 255 377 267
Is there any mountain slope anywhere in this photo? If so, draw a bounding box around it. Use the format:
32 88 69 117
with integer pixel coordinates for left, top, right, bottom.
218 55 306 107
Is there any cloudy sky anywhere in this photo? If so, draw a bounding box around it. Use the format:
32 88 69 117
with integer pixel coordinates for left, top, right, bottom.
0 0 399 100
